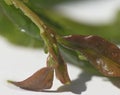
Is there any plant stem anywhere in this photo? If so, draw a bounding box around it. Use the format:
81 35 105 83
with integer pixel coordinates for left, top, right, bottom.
5 0 61 63
7 0 45 33
6 0 56 50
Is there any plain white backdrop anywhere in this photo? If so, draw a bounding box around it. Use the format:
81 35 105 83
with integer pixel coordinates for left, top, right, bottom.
1 0 120 95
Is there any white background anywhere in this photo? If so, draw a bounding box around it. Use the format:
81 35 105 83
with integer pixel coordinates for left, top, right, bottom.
1 0 120 95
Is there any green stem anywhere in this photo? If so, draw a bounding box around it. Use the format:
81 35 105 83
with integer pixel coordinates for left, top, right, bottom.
5 0 54 47
7 0 45 33
4 0 64 66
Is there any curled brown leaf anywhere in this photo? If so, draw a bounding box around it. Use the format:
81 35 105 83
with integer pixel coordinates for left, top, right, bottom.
55 58 71 84
63 35 120 77
8 67 54 91
47 54 71 84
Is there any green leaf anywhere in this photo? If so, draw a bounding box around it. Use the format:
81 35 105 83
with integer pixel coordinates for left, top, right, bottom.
25 0 70 8
1 0 120 47
0 1 44 48
0 0 40 39
0 11 43 47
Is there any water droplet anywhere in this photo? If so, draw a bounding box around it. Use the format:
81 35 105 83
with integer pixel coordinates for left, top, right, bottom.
20 29 26 33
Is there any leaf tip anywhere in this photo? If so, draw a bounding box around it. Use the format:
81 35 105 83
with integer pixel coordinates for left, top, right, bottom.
65 81 71 85
7 80 14 84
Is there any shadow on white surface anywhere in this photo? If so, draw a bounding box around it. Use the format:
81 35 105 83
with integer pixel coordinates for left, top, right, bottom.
42 71 120 94
56 72 92 94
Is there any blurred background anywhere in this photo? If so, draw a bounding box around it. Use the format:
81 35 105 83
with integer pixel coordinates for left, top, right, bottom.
55 0 120 24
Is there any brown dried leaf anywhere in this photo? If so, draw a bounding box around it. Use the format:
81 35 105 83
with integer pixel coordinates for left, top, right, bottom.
47 54 71 84
63 35 120 77
55 55 71 84
8 67 54 91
